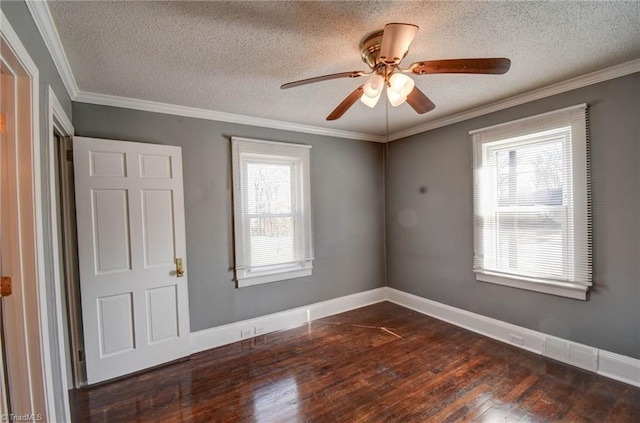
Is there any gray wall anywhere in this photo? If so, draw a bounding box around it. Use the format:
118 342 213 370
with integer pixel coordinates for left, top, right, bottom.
6 0 639 373
1 1 72 117
386 73 640 359
2 1 74 419
72 103 386 331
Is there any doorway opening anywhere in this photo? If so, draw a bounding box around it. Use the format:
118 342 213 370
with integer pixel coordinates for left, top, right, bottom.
51 130 85 389
45 86 81 423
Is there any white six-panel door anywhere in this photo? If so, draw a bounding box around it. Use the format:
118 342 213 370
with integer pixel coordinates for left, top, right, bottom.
73 137 190 384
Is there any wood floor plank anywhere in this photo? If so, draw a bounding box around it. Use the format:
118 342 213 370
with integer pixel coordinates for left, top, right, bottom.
71 302 640 422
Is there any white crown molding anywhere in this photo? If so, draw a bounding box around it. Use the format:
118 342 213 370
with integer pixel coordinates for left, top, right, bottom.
25 0 638 143
74 91 386 142
75 58 640 143
388 58 640 141
25 0 79 99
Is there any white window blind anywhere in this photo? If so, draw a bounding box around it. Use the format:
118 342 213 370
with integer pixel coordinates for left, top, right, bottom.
471 104 592 300
231 137 313 287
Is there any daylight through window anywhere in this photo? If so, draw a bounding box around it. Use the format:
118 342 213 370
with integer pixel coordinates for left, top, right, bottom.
232 137 313 287
471 104 591 299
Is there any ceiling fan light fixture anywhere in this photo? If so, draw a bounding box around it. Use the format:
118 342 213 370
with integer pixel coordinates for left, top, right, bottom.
387 73 415 106
361 74 384 108
386 87 407 107
389 73 415 97
361 90 382 108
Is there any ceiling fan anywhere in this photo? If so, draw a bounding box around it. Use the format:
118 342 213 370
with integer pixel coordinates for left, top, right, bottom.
281 23 511 121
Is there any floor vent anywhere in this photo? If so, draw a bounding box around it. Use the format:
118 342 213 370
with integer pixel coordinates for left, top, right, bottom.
544 336 598 371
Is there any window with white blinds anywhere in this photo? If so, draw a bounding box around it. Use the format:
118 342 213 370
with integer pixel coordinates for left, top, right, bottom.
471 104 591 300
231 137 313 287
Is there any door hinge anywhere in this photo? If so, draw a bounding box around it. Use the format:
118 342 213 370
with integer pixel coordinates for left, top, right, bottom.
66 150 74 162
78 349 85 362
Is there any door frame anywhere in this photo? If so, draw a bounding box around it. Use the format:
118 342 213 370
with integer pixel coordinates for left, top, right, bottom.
1 8 54 420
44 86 74 418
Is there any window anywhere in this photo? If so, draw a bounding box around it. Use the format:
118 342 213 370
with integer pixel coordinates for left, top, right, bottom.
231 137 313 287
471 104 591 299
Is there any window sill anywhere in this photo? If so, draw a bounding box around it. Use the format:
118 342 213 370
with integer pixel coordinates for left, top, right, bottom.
475 271 589 300
237 266 312 288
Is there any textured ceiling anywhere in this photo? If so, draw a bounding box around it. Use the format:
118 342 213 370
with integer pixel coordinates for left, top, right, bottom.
47 1 640 137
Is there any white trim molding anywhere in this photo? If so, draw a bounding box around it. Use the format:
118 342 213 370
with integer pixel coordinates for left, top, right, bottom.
23 0 640 144
47 86 74 136
386 287 640 388
44 86 74 420
476 273 589 301
389 58 640 141
25 0 79 98
22 0 640 144
74 91 386 143
73 58 639 144
387 288 545 354
1 8 54 419
190 288 386 354
598 350 640 388
190 286 640 389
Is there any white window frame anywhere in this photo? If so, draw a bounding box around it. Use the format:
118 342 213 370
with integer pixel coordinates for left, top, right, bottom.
231 137 313 287
471 104 591 300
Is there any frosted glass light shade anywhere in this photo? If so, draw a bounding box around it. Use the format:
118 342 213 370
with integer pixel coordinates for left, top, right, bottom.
361 74 384 108
389 73 415 97
386 88 406 107
361 91 382 108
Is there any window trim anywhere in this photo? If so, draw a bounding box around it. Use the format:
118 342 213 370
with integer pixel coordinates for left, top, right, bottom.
231 137 313 288
475 272 589 300
470 104 591 300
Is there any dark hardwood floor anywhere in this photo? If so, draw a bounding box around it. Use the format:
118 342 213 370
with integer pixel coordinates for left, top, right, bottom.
70 302 640 422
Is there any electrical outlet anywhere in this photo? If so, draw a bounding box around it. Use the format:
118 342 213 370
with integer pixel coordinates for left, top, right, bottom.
255 326 265 335
509 334 524 346
240 328 253 339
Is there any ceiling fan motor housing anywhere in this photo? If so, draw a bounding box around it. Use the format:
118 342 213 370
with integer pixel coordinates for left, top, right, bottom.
360 30 385 69
360 29 410 80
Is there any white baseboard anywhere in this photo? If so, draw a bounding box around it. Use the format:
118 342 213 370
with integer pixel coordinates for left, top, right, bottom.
386 287 546 354
306 287 388 321
598 350 640 388
190 286 640 388
386 287 640 388
190 287 386 354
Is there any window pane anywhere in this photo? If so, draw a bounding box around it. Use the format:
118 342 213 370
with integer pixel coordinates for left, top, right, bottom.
247 163 292 214
472 107 591 296
496 209 567 279
249 217 294 267
496 140 565 207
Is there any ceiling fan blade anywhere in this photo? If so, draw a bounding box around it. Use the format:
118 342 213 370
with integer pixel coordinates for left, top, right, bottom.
409 58 511 75
379 23 419 65
405 86 436 114
281 71 366 89
326 85 364 121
